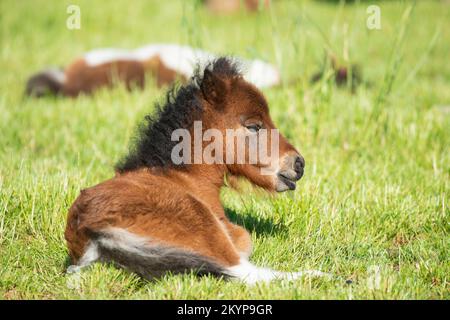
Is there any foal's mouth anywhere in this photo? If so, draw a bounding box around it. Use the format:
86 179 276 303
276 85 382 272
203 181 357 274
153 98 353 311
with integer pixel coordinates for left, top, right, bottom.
276 171 302 191
275 155 305 192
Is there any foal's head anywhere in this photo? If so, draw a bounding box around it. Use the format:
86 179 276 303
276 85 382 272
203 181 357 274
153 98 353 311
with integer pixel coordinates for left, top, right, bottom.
199 58 304 192
117 58 304 192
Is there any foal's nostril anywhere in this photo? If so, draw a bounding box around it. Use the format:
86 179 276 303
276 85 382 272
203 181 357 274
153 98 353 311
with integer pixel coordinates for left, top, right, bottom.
294 156 305 173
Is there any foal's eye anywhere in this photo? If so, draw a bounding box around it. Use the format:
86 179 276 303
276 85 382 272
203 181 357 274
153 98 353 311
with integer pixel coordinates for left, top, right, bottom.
246 124 261 133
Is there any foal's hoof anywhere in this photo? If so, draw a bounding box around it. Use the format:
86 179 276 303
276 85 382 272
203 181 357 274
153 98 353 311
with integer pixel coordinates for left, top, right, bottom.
66 265 82 274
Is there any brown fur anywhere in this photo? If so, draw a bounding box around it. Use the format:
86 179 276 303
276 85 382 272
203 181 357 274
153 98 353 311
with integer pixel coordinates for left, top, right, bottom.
65 59 303 275
63 55 182 97
63 59 145 96
142 56 185 87
65 166 248 266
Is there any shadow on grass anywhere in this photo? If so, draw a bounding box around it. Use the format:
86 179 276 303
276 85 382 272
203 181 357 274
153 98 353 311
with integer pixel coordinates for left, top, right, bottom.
225 207 288 236
63 256 72 269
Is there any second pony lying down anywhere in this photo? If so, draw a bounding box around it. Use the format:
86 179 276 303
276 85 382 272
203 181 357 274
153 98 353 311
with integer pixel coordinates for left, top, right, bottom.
26 44 280 98
65 58 327 284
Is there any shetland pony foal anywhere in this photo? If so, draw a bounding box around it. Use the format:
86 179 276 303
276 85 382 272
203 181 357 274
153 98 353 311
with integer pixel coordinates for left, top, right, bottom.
65 58 325 284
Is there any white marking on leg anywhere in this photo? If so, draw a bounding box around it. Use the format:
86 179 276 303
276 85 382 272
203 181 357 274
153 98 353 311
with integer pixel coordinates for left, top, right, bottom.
226 259 279 284
226 259 331 284
66 242 99 274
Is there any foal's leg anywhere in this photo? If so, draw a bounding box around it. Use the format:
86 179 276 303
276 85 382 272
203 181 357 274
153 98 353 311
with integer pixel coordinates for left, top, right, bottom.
66 242 100 274
226 258 331 285
222 221 252 259
220 218 330 283
124 197 327 283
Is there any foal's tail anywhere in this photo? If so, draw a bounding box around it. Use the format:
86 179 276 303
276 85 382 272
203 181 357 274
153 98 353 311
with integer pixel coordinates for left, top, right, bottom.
25 68 65 97
70 227 228 280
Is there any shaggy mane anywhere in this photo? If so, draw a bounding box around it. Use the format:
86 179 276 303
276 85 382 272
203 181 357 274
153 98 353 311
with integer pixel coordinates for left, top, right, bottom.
115 57 241 172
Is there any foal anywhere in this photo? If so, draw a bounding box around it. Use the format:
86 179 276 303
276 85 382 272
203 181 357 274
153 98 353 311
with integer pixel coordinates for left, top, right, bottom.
65 58 325 284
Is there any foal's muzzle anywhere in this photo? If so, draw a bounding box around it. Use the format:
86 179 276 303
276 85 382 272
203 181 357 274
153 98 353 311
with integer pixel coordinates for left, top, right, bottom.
276 154 305 192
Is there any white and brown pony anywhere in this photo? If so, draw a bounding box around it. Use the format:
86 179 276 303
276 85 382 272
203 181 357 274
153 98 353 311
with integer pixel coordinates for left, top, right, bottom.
26 44 280 97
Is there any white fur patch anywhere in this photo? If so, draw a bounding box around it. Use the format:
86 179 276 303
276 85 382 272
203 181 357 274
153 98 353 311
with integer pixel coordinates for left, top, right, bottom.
97 227 151 256
66 242 99 274
45 68 66 84
244 59 280 88
66 228 149 274
84 48 140 66
136 44 214 78
226 259 331 284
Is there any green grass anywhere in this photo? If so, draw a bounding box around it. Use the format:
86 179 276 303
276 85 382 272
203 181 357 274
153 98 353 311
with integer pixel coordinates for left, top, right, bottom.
0 0 449 299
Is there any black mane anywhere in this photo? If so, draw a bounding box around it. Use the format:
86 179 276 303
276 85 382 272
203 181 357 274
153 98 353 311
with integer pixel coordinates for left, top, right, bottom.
115 57 241 172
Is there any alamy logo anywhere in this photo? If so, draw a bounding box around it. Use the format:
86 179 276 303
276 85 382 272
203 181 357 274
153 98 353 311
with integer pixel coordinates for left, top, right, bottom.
170 121 279 175
366 5 381 30
66 5 81 30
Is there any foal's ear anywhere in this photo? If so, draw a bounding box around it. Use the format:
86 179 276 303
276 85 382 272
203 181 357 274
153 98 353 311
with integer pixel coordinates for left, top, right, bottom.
201 69 227 105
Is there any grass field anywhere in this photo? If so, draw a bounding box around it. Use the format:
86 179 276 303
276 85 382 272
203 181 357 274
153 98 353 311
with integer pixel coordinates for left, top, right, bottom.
0 0 449 299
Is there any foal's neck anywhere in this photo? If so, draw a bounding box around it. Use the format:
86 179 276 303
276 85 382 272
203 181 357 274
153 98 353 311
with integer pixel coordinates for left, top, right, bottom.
173 163 228 218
